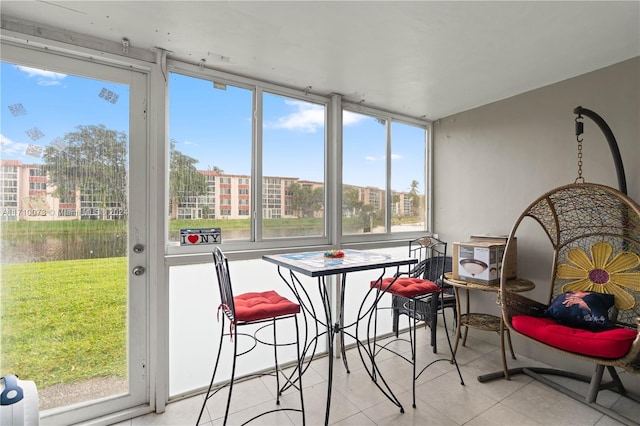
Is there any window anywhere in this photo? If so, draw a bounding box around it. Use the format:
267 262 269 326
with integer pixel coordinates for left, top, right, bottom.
168 66 428 252
262 92 326 238
342 111 387 235
168 73 253 243
29 182 46 191
342 107 428 236
168 67 329 250
390 121 427 232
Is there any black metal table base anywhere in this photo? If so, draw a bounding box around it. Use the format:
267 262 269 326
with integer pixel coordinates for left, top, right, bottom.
276 266 407 425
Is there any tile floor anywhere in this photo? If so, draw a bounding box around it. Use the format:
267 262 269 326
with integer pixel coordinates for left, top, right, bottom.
114 329 639 426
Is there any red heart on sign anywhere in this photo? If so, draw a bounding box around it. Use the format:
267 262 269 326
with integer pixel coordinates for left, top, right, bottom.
187 235 199 244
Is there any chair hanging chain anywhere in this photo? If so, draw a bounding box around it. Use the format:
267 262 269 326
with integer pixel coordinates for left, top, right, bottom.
575 115 585 184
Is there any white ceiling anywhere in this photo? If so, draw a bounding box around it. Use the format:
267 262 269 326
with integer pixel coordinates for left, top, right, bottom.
2 1 639 119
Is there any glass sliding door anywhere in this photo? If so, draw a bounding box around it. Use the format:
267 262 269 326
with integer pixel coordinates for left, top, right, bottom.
0 44 148 424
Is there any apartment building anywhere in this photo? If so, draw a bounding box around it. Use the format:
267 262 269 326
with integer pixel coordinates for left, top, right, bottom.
1 160 414 221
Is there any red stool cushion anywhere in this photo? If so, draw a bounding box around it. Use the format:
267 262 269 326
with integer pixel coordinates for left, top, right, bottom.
234 290 300 322
512 315 637 359
371 277 440 298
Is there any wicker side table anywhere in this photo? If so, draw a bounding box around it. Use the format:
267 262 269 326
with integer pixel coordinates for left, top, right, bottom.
443 272 535 380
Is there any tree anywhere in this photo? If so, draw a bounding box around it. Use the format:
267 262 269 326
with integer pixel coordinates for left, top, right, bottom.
408 179 421 216
391 192 401 222
358 203 378 231
289 182 323 218
169 140 207 218
42 124 128 218
342 185 363 217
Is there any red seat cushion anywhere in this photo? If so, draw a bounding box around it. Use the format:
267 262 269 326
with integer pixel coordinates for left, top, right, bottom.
512 315 637 359
371 277 440 298
233 290 300 322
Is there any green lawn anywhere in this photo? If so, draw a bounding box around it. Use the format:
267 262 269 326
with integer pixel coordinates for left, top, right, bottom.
0 258 127 388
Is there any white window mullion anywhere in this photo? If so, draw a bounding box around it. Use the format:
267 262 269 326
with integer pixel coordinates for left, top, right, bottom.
328 93 343 245
385 117 393 232
254 87 263 242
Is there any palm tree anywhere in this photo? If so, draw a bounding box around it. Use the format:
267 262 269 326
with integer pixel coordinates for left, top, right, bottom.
408 180 421 217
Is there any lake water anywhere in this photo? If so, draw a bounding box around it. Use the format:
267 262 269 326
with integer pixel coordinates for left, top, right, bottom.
0 228 321 264
1 223 422 264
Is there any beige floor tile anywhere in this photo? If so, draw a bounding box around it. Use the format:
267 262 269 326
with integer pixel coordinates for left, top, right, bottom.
330 366 405 411
361 388 458 426
414 372 497 424
200 377 277 422
220 398 299 426
117 326 640 426
501 380 605 425
132 394 207 425
329 412 377 426
464 402 543 426
295 380 361 425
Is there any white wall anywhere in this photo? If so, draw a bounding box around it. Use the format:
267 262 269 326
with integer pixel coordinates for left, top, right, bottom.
433 57 640 390
435 57 639 241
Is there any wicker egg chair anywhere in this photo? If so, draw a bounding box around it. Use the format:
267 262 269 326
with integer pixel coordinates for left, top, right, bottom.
485 182 640 425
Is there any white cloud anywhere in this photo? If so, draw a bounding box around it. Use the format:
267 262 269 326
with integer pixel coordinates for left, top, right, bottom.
364 153 402 162
266 100 369 133
0 134 29 155
37 79 63 87
343 111 366 126
266 100 324 133
17 65 66 86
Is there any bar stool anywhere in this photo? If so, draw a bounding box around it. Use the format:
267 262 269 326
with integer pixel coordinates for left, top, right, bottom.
370 236 464 408
196 247 305 425
391 256 456 353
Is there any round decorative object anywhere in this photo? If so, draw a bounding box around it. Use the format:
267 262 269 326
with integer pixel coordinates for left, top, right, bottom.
324 250 345 258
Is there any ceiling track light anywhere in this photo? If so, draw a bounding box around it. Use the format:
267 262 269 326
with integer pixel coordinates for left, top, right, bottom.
199 59 206 70
122 38 130 54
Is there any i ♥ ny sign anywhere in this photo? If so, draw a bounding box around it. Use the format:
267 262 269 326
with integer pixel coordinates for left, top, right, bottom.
179 228 222 246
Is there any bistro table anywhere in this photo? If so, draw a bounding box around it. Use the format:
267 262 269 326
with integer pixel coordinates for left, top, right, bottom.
263 249 417 425
443 272 535 381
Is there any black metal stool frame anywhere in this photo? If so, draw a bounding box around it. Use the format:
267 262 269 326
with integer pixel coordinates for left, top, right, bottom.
365 237 465 409
196 248 306 425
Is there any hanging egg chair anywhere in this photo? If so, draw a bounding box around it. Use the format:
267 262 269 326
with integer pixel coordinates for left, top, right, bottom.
482 107 640 426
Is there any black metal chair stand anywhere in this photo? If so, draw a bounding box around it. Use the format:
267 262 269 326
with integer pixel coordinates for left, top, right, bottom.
196 247 306 425
369 237 464 409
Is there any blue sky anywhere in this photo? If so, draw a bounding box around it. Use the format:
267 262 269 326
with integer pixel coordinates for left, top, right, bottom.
1 62 425 192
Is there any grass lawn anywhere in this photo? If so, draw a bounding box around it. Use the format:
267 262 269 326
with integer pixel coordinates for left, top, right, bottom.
0 257 127 389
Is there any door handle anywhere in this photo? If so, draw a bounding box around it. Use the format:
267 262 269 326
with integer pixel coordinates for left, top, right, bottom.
132 266 145 276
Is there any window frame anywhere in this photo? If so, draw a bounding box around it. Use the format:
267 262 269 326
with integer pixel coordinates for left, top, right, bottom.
165 60 432 257
339 102 433 245
166 61 332 255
